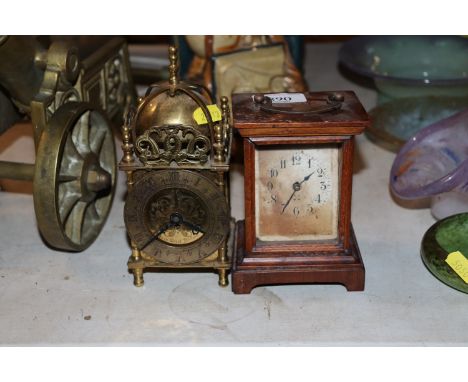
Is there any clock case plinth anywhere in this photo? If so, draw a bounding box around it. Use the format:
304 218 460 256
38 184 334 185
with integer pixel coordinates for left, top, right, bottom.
231 91 369 294
232 220 364 294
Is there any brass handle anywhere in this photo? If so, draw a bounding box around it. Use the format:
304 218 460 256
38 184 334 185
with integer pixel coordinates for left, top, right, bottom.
253 93 344 115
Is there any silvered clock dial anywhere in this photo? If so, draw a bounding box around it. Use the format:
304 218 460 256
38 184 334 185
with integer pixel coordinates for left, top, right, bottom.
255 145 340 242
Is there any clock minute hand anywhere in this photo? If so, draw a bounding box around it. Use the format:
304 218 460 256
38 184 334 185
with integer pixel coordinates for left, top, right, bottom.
181 219 206 234
281 189 297 214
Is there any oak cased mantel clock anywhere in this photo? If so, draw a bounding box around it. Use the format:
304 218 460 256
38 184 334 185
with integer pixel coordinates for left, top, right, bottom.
231 91 369 294
119 46 232 288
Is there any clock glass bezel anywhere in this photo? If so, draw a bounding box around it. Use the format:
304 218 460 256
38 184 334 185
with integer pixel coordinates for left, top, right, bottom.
255 142 341 243
244 135 355 256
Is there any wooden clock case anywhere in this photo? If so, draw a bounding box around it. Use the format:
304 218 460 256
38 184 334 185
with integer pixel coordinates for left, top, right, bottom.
231 91 369 294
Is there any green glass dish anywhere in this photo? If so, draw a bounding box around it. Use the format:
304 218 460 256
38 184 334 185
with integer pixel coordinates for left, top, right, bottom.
339 36 468 103
421 213 468 293
368 96 468 152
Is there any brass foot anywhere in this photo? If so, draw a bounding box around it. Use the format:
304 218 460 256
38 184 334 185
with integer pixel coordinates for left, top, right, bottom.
218 268 228 287
133 268 144 287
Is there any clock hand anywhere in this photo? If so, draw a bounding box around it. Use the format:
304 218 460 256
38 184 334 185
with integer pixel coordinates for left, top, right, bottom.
281 172 314 214
181 219 206 234
300 171 315 184
140 221 175 250
140 212 205 249
281 189 297 214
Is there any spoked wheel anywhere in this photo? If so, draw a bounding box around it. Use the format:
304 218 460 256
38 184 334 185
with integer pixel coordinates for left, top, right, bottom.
33 102 116 251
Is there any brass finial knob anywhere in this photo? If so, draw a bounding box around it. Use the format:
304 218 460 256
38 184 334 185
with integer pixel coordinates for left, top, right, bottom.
121 110 135 164
221 96 230 126
168 45 179 86
221 96 229 112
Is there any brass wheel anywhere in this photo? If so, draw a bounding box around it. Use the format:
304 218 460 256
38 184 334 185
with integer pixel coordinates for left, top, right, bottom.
33 102 116 251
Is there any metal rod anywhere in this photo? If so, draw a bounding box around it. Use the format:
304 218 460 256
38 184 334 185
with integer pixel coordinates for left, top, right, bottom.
0 161 34 181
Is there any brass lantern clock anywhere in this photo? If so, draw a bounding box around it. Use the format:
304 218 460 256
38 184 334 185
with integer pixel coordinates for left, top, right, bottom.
120 47 233 287
231 92 369 294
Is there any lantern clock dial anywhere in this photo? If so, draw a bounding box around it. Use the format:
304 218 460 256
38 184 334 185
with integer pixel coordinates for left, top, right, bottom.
255 144 340 242
124 170 230 264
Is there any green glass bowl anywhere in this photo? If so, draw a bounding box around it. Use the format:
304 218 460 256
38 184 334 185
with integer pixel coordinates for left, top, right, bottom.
367 96 468 152
421 213 468 293
339 36 468 103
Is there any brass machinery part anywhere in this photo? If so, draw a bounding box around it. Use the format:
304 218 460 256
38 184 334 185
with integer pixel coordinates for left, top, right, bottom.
33 102 116 251
120 46 232 287
0 162 35 181
0 104 116 252
0 36 46 113
0 36 133 251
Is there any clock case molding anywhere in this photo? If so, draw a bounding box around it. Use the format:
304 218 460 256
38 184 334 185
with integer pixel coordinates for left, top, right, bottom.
231 91 369 294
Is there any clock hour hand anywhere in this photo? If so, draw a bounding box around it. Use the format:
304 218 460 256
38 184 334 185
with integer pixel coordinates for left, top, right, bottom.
140 221 175 250
300 171 314 184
